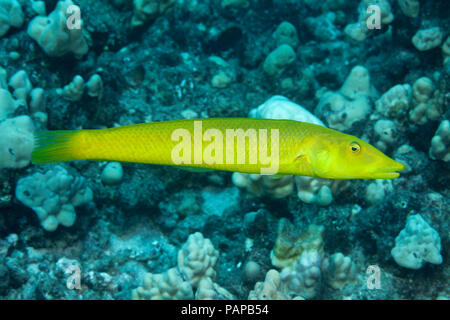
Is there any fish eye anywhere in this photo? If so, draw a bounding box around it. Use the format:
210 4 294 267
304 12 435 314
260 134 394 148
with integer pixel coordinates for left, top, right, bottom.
349 141 361 153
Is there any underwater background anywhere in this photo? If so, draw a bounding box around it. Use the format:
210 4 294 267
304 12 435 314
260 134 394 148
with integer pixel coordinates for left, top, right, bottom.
0 0 448 300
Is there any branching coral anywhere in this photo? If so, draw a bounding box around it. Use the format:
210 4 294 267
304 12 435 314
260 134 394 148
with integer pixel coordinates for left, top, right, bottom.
62 75 85 102
0 0 24 38
429 120 450 162
195 277 235 300
249 95 325 125
15 166 93 231
344 0 394 42
0 88 18 120
443 36 450 65
409 77 441 125
373 119 398 152
270 219 324 269
315 66 373 131
0 116 34 169
365 179 393 204
133 232 221 300
263 44 296 76
279 249 323 299
412 27 444 51
295 176 335 206
232 173 294 199
325 253 357 290
132 268 194 300
178 232 219 287
273 21 298 48
375 84 412 119
248 269 289 300
28 0 89 58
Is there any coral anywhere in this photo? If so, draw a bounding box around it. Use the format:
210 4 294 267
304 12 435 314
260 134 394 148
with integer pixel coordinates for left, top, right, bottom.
86 74 104 100
249 95 325 126
0 89 18 120
30 0 46 16
315 66 373 131
429 120 450 162
248 269 289 300
375 84 412 119
271 219 324 269
412 27 444 51
295 176 337 206
209 57 236 89
29 87 48 129
243 261 261 282
131 0 175 27
62 75 85 102
409 77 441 125
8 70 32 106
27 0 89 58
0 0 24 38
101 162 124 185
132 267 194 300
0 66 7 89
0 69 45 130
339 65 374 99
305 12 339 42
344 0 394 42
273 21 298 48
263 44 296 76
0 116 34 169
195 277 235 300
15 166 93 232
373 119 397 151
30 88 46 114
133 232 221 300
365 179 393 204
325 253 357 290
397 0 419 18
177 232 219 287
232 173 294 199
391 214 442 269
443 36 450 65
211 71 233 88
392 143 424 174
280 249 323 299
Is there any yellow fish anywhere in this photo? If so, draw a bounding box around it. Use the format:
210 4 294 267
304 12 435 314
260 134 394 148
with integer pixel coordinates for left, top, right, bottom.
32 118 404 179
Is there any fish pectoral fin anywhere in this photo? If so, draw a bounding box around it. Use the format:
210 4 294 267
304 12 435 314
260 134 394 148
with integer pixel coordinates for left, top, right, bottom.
294 153 307 164
175 166 214 173
293 153 315 176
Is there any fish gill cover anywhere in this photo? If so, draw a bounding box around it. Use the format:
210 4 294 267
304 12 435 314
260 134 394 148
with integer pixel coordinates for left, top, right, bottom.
0 0 448 301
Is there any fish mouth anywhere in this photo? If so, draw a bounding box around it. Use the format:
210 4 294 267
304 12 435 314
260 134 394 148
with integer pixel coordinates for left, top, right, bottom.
371 161 405 179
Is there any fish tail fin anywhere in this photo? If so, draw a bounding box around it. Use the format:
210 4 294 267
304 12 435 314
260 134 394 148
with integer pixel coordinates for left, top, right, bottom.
32 130 80 164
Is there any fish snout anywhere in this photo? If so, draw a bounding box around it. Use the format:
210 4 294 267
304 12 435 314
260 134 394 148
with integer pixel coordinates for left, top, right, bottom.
371 159 405 179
